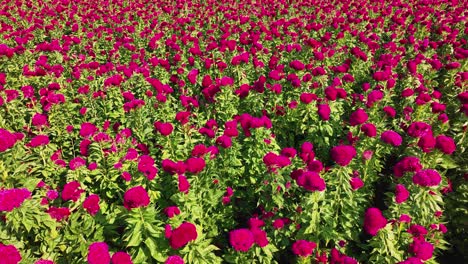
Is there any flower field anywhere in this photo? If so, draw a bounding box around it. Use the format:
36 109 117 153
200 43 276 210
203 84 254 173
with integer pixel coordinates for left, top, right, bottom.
0 0 467 263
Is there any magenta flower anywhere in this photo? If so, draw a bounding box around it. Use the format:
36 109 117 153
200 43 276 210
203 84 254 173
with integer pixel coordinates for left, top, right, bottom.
0 244 22 264
79 122 98 138
27 135 49 147
47 207 71 221
0 128 17 152
363 208 387 236
412 169 442 187
165 255 184 264
330 145 356 166
296 171 326 192
393 156 422 177
168 222 198 249
83 194 100 216
229 229 254 252
111 251 133 264
123 186 150 210
435 135 456 154
178 175 190 194
349 108 368 126
380 130 402 147
409 239 434 261
61 181 84 202
361 123 377 137
291 240 317 257
154 121 173 136
87 242 110 264
395 184 410 203
317 104 331 120
252 228 269 247
0 188 31 212
69 157 86 170
350 177 364 191
164 206 181 218
185 157 206 174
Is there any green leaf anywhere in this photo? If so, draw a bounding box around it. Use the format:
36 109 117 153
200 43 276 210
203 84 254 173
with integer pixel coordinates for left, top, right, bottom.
144 237 166 262
126 222 143 247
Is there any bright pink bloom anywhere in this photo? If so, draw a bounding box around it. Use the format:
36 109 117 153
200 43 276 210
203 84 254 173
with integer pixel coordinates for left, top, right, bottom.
291 240 317 257
363 208 387 236
331 145 356 166
169 222 198 249
165 255 184 264
0 188 31 212
0 244 22 264
61 181 84 202
230 229 254 252
83 194 100 216
395 184 410 203
349 108 368 126
87 242 110 264
412 169 442 187
380 130 402 147
123 186 150 210
111 252 133 264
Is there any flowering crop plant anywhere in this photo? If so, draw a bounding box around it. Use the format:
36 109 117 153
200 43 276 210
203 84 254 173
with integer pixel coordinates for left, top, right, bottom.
0 0 467 263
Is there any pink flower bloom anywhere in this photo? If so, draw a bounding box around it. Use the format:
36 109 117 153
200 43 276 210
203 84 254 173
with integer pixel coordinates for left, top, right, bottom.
185 157 205 174
248 217 265 229
32 113 48 127
407 122 431 138
0 188 31 212
412 169 442 187
409 240 434 261
363 208 387 236
393 156 422 177
111 252 133 264
27 135 49 147
178 175 190 194
79 122 98 138
165 255 184 264
83 194 100 216
330 145 356 166
395 184 410 204
317 104 331 120
88 242 110 264
349 108 368 126
252 228 269 247
0 129 17 152
380 130 402 147
435 135 456 154
361 123 377 137
121 171 132 182
399 214 412 223
61 181 84 202
168 222 198 249
291 240 317 257
216 135 232 148
164 206 181 218
69 157 86 170
0 244 22 264
296 171 326 191
417 133 436 153
123 186 150 210
154 122 174 136
230 229 254 252
350 177 364 190
362 150 373 160
272 219 285 229
47 207 70 221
